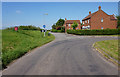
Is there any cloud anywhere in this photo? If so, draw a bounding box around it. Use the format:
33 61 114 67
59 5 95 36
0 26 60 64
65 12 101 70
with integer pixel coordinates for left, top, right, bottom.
16 10 22 14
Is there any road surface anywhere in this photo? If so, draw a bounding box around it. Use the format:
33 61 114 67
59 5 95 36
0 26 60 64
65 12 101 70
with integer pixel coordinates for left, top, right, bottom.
2 33 118 75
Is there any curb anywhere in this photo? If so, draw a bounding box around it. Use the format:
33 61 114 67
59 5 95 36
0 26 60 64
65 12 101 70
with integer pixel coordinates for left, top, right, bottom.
92 43 119 66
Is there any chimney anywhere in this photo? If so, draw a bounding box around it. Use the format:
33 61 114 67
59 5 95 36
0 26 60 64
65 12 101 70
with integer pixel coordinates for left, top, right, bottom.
98 6 101 10
65 18 67 21
89 11 91 15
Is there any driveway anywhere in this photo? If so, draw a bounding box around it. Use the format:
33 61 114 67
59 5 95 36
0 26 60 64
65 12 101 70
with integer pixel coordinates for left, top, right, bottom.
2 33 118 75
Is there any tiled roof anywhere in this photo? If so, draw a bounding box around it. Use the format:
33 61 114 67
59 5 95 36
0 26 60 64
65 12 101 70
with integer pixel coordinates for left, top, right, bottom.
82 11 98 21
110 15 117 20
82 10 117 21
65 20 81 24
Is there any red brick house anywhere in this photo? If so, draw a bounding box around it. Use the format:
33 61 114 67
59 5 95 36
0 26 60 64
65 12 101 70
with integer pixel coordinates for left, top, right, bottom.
82 6 117 30
63 18 81 32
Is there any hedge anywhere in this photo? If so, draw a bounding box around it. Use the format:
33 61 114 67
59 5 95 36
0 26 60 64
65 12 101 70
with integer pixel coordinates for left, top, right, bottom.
51 29 64 33
6 25 42 31
67 29 119 35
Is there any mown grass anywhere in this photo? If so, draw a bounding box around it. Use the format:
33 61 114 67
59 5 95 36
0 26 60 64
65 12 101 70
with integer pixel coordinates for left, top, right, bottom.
95 40 119 61
2 30 55 68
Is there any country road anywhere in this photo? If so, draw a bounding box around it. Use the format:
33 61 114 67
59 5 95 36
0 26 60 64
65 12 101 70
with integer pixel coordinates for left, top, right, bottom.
2 33 118 75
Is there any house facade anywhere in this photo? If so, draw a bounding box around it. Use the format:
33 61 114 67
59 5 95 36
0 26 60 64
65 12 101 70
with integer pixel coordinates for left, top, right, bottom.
63 18 81 32
82 6 117 30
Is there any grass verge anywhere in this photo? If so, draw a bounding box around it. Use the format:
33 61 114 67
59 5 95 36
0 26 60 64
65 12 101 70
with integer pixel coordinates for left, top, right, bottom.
93 40 119 65
2 30 55 68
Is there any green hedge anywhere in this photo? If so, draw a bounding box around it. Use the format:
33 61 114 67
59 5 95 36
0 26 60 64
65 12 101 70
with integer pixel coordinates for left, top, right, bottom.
51 29 64 33
6 25 42 31
67 29 119 35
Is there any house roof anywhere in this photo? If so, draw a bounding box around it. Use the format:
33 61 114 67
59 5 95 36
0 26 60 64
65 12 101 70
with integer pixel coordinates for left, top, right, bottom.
82 11 98 21
65 20 81 24
82 8 117 21
110 15 117 20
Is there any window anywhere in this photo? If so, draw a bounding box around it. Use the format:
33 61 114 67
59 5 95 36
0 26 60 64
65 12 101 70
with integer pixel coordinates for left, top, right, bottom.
101 27 103 29
85 21 87 23
88 20 89 23
87 25 90 29
68 24 71 27
101 18 103 22
83 22 84 24
82 26 87 29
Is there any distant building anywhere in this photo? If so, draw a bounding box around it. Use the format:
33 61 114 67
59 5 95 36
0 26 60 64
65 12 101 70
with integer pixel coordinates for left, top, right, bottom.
82 6 117 30
63 18 81 32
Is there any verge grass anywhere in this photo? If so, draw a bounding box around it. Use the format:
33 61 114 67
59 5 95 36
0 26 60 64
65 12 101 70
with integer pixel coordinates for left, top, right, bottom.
94 40 119 61
2 30 55 68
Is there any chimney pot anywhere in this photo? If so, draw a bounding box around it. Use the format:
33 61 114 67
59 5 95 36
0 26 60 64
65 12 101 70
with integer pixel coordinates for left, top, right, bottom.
99 6 101 10
65 18 67 21
89 11 91 15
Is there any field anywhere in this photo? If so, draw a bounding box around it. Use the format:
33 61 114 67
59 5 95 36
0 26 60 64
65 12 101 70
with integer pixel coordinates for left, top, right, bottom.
94 40 119 62
2 30 55 68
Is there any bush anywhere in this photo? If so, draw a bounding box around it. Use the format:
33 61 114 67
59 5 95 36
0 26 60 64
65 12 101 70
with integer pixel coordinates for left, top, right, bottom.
5 25 42 31
19 25 42 31
51 29 63 33
67 29 119 35
61 26 65 32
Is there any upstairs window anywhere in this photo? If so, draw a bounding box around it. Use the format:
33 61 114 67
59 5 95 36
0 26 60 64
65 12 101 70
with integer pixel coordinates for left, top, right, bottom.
101 18 103 22
85 21 87 23
88 20 89 23
83 22 84 24
68 24 71 27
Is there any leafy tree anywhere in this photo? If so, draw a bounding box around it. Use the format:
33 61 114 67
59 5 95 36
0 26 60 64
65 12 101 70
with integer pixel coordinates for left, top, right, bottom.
71 22 78 30
116 16 120 28
52 24 56 29
52 18 65 29
56 18 65 26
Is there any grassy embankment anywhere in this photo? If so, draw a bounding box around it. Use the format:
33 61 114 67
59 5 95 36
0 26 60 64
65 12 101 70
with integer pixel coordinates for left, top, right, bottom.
94 40 119 65
2 30 55 68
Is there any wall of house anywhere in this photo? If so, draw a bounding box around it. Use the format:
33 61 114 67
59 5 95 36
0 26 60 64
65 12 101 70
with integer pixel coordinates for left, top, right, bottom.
66 23 81 30
82 19 91 29
90 10 117 29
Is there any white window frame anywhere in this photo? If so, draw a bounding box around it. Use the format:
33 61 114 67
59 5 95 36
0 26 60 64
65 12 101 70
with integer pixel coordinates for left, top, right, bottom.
83 22 84 24
101 27 103 29
87 25 90 29
101 18 103 22
68 24 71 27
88 20 89 23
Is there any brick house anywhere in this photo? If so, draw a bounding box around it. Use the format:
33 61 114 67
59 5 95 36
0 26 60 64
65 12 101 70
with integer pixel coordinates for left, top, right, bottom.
82 6 117 30
63 18 81 32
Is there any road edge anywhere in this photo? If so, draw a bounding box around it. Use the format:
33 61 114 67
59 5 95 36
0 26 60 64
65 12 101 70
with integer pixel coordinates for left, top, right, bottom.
92 43 119 66
2 34 56 70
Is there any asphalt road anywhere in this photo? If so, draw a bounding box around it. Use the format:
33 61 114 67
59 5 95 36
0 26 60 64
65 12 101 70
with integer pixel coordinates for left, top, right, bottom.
2 33 118 75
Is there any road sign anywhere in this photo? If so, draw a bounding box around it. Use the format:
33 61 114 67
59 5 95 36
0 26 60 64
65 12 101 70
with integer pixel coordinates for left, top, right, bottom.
14 26 18 31
43 25 46 28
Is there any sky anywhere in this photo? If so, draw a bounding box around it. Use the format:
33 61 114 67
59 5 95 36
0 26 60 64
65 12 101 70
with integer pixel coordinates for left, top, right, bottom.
2 2 119 29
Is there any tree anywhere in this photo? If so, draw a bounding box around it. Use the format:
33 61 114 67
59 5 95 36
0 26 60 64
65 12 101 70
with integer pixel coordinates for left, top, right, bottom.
56 18 65 26
52 18 65 30
116 16 120 28
52 24 56 29
71 22 78 30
